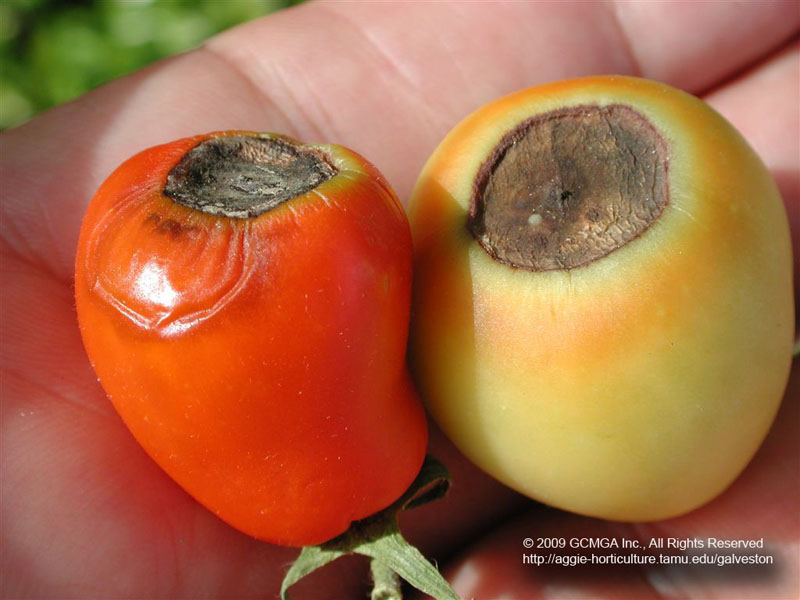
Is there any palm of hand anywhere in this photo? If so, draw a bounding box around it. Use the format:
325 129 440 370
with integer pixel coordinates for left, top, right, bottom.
2 3 798 598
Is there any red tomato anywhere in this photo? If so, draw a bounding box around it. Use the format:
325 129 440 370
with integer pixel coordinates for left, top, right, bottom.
75 131 428 546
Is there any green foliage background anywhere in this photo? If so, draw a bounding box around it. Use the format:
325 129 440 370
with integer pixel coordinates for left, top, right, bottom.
0 0 303 129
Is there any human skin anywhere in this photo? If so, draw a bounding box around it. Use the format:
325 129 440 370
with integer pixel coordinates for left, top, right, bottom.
1 2 798 599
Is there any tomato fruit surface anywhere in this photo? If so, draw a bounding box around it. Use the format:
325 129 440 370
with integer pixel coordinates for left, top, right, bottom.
75 131 428 546
409 76 793 521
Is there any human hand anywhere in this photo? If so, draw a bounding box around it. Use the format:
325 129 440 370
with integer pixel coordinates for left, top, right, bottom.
2 2 797 598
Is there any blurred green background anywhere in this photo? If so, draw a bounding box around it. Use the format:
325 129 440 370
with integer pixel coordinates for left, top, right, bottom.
0 0 304 130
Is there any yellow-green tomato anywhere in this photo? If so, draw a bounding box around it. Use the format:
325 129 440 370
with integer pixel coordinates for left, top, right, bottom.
409 75 794 521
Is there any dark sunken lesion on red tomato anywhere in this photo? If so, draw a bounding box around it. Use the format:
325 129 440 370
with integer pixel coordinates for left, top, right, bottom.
164 135 339 219
144 212 198 239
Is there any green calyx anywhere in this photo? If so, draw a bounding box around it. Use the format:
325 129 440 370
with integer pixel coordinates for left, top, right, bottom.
280 455 459 600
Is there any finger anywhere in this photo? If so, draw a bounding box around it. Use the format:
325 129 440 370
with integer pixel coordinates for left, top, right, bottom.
704 42 798 216
209 1 798 198
613 0 799 93
2 2 797 280
702 42 800 322
433 510 663 600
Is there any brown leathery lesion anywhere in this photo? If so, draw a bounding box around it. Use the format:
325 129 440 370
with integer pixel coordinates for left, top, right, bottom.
164 135 338 219
469 104 669 271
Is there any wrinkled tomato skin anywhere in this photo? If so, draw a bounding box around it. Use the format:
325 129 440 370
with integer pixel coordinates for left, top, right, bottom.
75 131 428 546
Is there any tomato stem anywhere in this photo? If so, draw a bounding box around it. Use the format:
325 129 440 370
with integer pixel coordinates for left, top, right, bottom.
370 557 401 600
280 455 457 600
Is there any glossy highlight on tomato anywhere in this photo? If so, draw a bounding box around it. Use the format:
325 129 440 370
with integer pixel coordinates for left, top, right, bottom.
75 131 428 546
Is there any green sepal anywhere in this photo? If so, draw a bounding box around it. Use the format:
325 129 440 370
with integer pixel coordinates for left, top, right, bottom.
280 455 458 600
